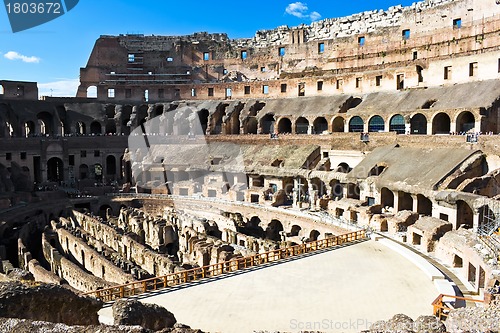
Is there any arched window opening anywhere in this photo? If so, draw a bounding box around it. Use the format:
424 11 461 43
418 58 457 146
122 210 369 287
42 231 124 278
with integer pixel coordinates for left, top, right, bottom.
456 111 475 133
86 86 97 98
432 113 451 135
295 117 309 134
277 118 292 134
389 115 405 134
332 117 345 132
260 114 275 134
90 121 102 135
410 113 427 135
313 117 328 134
368 116 385 132
349 117 364 132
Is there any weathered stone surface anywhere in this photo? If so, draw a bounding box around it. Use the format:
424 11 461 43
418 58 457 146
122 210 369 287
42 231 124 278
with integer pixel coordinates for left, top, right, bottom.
370 314 415 332
0 281 102 326
0 318 150 333
6 269 34 282
156 323 205 333
413 315 446 333
445 304 500 333
112 299 177 331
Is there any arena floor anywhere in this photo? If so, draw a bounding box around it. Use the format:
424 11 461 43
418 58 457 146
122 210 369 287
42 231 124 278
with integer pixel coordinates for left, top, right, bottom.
99 240 439 333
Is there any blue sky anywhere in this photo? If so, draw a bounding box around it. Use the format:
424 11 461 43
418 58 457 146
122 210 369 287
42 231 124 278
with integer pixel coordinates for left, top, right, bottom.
0 0 415 97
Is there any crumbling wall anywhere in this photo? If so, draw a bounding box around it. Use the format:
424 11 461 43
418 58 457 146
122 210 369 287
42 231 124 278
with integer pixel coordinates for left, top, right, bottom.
55 227 136 286
41 232 114 292
73 211 180 276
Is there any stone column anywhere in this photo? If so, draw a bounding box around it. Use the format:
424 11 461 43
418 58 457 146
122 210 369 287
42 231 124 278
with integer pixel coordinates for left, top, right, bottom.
427 122 433 135
472 209 481 233
450 121 457 134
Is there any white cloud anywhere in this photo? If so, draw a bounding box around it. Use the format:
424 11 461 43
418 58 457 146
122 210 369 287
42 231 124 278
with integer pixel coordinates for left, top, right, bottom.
285 2 322 21
286 2 308 18
4 51 41 63
310 11 322 22
38 79 79 97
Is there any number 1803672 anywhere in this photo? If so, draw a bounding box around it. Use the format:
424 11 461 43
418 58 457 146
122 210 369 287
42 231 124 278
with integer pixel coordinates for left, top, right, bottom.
5 2 62 14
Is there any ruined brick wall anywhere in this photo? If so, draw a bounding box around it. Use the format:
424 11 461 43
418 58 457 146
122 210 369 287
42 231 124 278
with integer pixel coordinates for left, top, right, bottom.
78 0 500 102
54 226 136 286
41 232 113 292
0 80 38 100
435 229 496 294
72 211 179 276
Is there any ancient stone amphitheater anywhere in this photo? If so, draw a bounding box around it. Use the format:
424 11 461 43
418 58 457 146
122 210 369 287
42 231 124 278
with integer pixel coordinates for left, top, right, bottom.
0 0 499 332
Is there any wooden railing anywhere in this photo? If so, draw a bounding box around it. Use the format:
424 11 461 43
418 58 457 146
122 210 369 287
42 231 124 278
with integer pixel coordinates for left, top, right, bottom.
432 294 485 320
83 230 366 302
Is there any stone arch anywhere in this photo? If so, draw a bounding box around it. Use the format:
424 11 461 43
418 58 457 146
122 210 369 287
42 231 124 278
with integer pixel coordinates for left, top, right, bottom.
90 121 102 135
313 117 328 134
457 200 473 229
75 121 86 135
277 117 292 134
455 111 475 133
332 116 345 132
289 225 302 237
368 115 385 132
330 179 343 199
346 183 360 199
99 205 112 219
197 109 209 134
309 230 320 241
106 155 116 176
105 120 116 134
4 121 13 137
410 113 427 135
479 205 496 231
241 216 264 238
249 101 266 117
310 177 327 197
226 106 242 135
137 105 149 126
295 117 309 134
121 105 133 135
25 121 35 137
265 219 284 241
348 116 364 132
245 117 258 134
86 86 97 98
260 114 275 134
210 104 227 135
94 163 103 182
417 194 432 216
37 112 54 135
369 164 387 176
105 105 116 119
79 164 89 179
389 114 405 134
337 163 351 173
154 105 164 117
432 112 451 134
381 187 394 209
398 191 413 211
47 157 64 182
380 220 388 232
340 97 363 113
